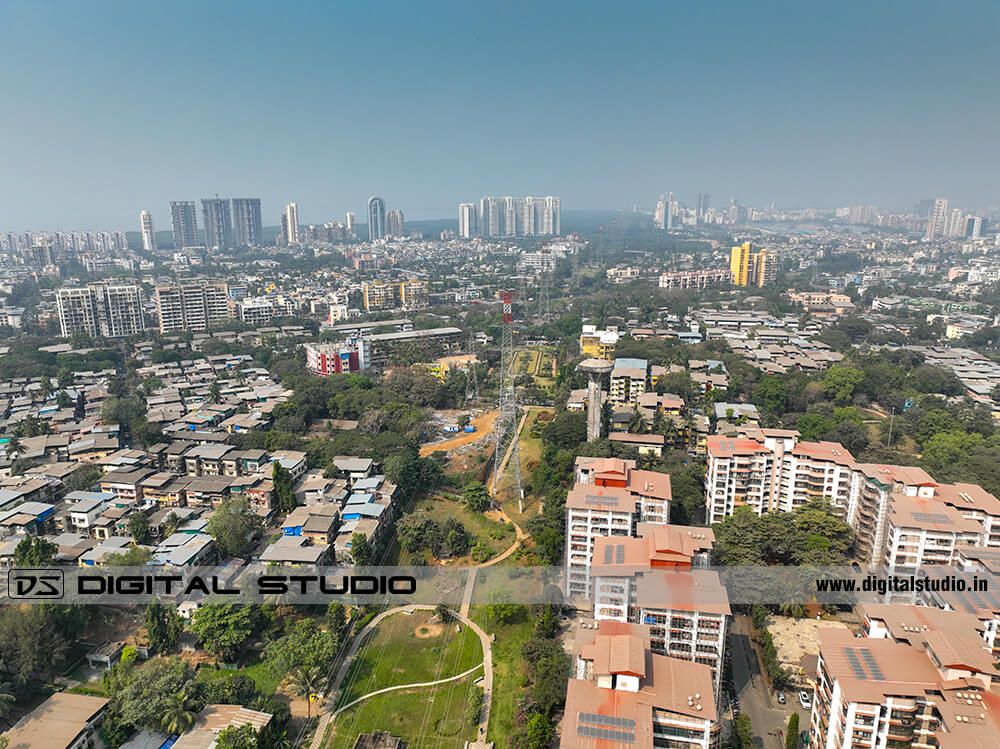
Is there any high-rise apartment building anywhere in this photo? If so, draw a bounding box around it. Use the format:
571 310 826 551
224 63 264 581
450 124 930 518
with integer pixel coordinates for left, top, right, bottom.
562 620 722 749
458 203 477 238
367 196 386 241
565 457 671 597
154 281 230 333
139 210 157 252
362 280 429 311
705 429 1000 567
231 198 263 246
201 198 233 249
925 197 950 239
345 212 356 237
281 203 300 245
170 201 199 248
809 628 1000 749
57 283 145 339
386 209 404 237
729 241 776 287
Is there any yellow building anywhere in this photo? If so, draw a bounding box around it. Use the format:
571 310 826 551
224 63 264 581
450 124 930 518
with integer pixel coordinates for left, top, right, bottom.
730 242 777 287
579 324 619 360
730 241 754 286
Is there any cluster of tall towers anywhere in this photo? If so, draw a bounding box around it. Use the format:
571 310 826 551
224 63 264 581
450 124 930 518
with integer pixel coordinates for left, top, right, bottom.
161 198 263 250
457 196 560 238
366 196 404 241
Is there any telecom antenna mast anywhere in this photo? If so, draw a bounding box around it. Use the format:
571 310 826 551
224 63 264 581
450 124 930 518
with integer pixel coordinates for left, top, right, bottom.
492 291 523 509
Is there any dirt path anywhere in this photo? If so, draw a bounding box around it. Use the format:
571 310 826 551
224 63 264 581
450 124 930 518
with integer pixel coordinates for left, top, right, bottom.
419 411 498 457
478 509 526 567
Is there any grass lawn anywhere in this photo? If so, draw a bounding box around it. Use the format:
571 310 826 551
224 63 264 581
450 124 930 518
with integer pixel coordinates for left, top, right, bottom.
195 659 283 696
335 610 483 708
327 676 480 749
396 494 514 565
472 606 535 746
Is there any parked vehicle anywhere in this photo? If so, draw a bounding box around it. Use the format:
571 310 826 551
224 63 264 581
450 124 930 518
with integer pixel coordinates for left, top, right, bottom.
799 691 812 710
776 691 786 705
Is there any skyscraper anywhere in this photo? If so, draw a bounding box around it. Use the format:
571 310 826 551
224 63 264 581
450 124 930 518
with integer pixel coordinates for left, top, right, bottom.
282 203 300 245
386 209 404 237
170 201 199 248
479 197 502 237
367 196 386 241
201 198 234 249
231 198 263 246
346 212 356 237
458 203 477 238
925 197 949 239
544 196 561 235
139 210 157 252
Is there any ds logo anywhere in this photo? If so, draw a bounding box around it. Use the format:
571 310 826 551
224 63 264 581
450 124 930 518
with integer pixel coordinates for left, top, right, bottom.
7 568 64 600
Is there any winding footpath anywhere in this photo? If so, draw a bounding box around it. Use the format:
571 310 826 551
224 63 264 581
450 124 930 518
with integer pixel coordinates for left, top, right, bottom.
312 604 495 749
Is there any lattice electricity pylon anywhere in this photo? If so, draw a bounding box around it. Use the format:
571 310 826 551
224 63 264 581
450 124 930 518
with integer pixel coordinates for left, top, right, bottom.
465 332 479 402
537 271 551 324
492 291 523 506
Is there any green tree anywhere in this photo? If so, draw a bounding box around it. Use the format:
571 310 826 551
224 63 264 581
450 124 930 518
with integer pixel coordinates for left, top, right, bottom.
189 605 259 661
109 657 196 730
734 713 753 748
287 664 327 720
486 590 525 625
128 512 151 544
209 380 222 404
159 688 198 734
215 724 259 749
822 366 864 406
350 533 372 566
753 375 789 415
12 536 58 566
326 603 349 644
103 546 155 566
206 496 262 558
0 681 15 728
463 480 491 512
786 713 800 749
521 713 554 748
272 461 296 513
144 603 184 654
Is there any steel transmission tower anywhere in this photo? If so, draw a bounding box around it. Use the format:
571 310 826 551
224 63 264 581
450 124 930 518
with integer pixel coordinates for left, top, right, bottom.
537 271 550 323
465 332 479 402
492 291 523 509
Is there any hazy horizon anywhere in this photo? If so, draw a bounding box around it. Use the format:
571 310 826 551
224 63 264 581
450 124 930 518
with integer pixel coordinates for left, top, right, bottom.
2 0 999 230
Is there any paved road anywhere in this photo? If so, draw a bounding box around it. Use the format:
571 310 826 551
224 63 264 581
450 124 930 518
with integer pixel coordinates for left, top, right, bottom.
729 615 799 749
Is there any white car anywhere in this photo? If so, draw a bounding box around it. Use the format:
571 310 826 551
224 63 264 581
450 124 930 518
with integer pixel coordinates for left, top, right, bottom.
798 691 812 710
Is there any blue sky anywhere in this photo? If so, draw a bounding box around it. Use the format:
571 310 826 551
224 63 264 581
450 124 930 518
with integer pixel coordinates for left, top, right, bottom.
1 0 998 229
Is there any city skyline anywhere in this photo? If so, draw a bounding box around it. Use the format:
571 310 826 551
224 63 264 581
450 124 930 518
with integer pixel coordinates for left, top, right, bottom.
3 1 1000 229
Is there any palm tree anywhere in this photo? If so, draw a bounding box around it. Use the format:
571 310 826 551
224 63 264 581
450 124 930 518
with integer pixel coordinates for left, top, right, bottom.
159 689 198 735
0 681 16 728
779 598 806 619
288 664 327 721
5 436 21 460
